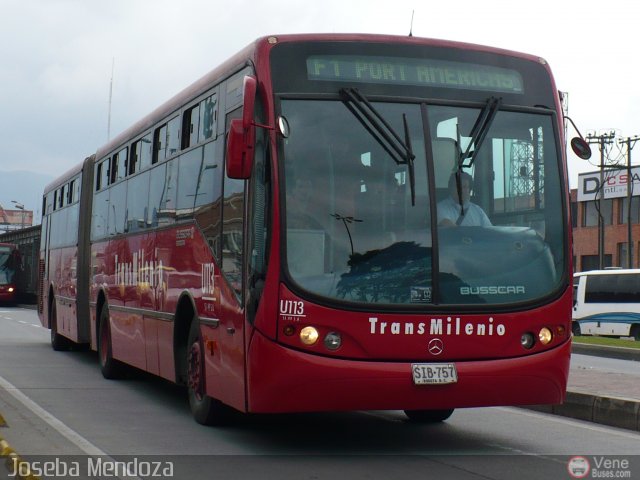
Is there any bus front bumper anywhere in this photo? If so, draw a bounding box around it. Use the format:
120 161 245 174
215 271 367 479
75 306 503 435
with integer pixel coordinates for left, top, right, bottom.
246 332 570 413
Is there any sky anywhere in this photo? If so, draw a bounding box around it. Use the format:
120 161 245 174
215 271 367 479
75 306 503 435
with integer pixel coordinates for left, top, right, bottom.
2 0 640 219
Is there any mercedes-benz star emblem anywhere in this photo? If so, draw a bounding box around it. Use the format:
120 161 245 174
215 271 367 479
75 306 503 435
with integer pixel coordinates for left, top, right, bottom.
428 338 444 356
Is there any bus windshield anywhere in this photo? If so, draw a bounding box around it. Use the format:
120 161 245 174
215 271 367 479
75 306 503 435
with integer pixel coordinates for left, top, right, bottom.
0 246 16 284
281 98 564 306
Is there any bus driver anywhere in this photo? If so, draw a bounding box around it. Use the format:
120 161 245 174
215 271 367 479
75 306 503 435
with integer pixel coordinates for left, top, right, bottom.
437 171 491 227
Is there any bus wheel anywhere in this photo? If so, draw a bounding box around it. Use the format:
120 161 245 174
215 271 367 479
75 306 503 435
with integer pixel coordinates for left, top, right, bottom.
572 322 581 337
98 306 122 379
404 409 454 423
50 300 69 351
187 319 233 426
631 325 640 341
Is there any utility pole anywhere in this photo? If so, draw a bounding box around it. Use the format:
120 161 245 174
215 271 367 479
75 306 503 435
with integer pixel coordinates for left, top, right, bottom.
586 132 616 269
619 135 640 268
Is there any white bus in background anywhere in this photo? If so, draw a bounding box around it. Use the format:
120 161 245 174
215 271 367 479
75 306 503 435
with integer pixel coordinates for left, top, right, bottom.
572 269 640 340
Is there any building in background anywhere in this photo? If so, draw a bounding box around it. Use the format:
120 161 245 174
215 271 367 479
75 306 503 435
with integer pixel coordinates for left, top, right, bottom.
571 167 640 271
0 204 34 232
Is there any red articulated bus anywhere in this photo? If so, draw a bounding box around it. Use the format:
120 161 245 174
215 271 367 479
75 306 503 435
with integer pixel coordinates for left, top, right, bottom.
0 243 20 304
39 33 579 425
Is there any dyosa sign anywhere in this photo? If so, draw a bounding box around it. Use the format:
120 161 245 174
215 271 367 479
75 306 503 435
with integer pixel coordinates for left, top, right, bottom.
577 167 640 201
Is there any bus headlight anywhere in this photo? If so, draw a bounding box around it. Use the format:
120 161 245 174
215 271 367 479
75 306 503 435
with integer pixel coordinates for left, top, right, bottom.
538 327 553 345
520 332 535 349
300 326 319 346
7 287 13 293
324 332 342 350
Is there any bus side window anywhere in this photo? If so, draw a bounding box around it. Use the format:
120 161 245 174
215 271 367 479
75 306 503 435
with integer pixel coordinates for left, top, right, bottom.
154 124 167 164
199 94 217 141
182 104 200 149
167 116 181 158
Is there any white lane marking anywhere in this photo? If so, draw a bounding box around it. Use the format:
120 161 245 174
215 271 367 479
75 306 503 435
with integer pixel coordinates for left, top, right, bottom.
0 374 142 480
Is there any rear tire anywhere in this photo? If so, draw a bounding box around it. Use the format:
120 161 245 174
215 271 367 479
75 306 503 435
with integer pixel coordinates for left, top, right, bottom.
404 409 454 423
631 325 640 341
50 300 69 351
187 318 235 426
97 305 123 379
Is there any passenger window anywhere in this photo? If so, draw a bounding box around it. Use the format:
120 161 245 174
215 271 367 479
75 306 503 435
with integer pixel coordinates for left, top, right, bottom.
58 185 65 208
129 142 139 175
199 94 217 141
154 125 167 164
139 133 152 170
126 172 150 232
97 158 110 190
68 180 75 204
167 117 180 158
183 105 200 149
115 147 128 181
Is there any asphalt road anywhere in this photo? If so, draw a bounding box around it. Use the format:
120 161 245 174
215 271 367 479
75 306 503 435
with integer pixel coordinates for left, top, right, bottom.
1 307 639 479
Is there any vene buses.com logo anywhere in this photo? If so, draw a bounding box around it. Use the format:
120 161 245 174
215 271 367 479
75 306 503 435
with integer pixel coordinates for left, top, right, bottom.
567 456 590 478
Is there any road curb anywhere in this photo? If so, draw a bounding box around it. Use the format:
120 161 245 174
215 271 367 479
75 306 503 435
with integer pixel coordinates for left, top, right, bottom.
524 391 640 432
572 342 640 361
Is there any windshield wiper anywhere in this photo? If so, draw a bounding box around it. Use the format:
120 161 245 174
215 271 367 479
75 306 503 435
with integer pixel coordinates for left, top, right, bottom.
458 96 501 169
340 88 416 205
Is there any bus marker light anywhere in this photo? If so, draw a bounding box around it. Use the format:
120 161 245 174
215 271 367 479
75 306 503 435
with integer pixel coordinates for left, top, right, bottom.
538 328 553 345
283 325 296 336
520 332 535 349
300 327 319 346
324 332 342 350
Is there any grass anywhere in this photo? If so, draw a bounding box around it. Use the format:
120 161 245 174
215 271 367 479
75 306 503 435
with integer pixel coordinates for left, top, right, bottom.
573 335 640 349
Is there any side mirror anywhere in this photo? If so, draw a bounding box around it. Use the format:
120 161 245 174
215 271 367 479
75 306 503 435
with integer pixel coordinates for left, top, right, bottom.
564 115 592 160
226 76 257 179
571 137 592 160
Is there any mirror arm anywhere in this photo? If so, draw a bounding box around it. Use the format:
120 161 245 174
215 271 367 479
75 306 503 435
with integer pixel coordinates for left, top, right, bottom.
564 115 587 141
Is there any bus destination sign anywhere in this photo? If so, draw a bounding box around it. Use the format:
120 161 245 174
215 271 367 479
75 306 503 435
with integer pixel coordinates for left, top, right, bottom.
307 55 524 94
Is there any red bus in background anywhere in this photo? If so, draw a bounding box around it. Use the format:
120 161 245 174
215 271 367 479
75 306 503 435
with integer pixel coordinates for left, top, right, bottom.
39 34 582 425
0 243 20 304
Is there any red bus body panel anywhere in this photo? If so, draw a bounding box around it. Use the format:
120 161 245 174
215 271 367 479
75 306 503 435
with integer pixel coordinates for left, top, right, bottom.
247 334 569 413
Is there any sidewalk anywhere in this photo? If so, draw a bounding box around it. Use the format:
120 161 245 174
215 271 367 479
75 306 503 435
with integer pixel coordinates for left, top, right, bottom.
526 343 640 432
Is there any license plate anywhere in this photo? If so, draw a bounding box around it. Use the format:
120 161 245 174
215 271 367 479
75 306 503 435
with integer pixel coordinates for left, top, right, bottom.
411 363 458 385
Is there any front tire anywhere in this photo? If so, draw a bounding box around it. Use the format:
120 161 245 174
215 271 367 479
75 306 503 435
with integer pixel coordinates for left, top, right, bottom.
97 305 123 379
404 409 454 423
187 318 234 426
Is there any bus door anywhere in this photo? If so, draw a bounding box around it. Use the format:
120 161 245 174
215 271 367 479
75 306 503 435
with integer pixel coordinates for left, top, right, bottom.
206 108 247 410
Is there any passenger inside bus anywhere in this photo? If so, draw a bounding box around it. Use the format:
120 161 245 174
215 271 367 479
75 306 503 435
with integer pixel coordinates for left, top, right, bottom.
437 171 491 227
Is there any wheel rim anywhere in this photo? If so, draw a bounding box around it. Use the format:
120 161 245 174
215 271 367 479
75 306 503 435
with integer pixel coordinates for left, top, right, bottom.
188 340 204 401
